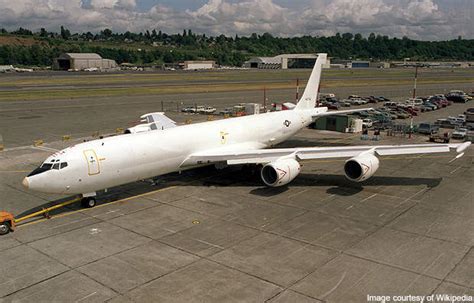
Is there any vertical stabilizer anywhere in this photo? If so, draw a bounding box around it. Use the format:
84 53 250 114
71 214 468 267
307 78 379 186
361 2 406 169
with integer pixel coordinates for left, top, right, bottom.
294 53 327 110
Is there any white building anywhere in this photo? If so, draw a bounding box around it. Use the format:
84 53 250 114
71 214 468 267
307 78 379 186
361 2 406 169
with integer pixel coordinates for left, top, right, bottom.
0 65 14 72
183 61 215 70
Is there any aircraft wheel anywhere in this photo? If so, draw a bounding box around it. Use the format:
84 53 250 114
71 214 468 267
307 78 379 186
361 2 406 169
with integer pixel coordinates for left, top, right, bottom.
0 221 11 235
81 197 97 208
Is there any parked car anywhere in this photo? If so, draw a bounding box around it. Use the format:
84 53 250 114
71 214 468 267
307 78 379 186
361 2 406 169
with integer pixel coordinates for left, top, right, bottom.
378 108 398 119
447 116 465 125
327 102 341 110
435 119 457 129
420 105 433 112
340 100 351 107
320 93 336 99
451 127 468 140
181 106 197 113
348 95 361 99
362 118 373 128
201 106 216 114
430 95 450 106
448 90 471 100
349 98 365 105
390 110 410 119
352 110 371 118
405 98 423 107
446 94 469 103
402 107 418 116
365 96 378 103
423 101 437 110
219 108 233 115
377 96 390 102
384 101 398 108
418 123 439 135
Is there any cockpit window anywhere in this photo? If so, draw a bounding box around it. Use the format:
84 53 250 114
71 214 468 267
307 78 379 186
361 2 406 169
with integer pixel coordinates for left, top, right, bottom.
27 160 68 177
27 163 53 177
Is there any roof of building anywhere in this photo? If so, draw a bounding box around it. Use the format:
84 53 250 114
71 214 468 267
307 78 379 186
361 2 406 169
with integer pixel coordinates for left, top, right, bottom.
58 53 102 60
245 53 319 65
246 57 282 64
184 61 215 64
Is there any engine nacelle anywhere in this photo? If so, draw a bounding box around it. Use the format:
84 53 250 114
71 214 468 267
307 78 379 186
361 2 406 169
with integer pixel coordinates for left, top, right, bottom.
261 159 301 187
344 153 380 182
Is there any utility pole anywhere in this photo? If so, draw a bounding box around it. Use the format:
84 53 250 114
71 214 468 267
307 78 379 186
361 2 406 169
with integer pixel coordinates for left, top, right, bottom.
413 65 418 99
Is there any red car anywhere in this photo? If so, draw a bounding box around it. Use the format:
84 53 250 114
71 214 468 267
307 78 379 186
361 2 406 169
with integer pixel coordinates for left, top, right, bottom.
404 107 418 116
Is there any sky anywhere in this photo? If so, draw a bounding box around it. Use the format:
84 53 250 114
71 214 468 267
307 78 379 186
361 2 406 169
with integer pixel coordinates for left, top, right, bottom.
0 0 472 40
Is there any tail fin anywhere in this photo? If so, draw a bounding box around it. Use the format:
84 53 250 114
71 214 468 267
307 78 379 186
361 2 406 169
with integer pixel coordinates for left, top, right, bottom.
294 53 327 110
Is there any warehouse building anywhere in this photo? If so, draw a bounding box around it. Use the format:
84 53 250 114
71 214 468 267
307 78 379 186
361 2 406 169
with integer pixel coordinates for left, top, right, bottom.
182 60 215 70
53 53 117 71
243 54 330 69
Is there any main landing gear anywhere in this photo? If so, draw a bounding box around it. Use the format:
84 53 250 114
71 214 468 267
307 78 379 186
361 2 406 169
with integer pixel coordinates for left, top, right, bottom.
81 197 97 208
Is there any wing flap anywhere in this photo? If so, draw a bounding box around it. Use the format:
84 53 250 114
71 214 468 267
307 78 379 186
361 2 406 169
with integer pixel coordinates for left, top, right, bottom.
182 143 469 166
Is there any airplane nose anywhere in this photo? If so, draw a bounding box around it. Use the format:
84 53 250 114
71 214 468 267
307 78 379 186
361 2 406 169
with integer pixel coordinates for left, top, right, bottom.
22 177 29 189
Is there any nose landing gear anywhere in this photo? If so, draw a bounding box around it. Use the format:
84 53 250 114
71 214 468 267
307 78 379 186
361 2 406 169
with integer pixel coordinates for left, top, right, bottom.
81 197 97 208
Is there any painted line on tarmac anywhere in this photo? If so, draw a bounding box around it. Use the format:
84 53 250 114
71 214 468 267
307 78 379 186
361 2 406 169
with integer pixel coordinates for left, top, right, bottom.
16 185 177 229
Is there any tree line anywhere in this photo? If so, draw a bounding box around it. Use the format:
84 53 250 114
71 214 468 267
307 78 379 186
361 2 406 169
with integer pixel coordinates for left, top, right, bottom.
0 27 473 67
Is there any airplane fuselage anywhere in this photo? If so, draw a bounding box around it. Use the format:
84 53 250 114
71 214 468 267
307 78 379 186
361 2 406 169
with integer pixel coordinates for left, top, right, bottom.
24 108 322 195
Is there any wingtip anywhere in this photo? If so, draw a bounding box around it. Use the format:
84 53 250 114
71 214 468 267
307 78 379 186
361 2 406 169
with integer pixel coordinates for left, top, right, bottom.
456 141 471 154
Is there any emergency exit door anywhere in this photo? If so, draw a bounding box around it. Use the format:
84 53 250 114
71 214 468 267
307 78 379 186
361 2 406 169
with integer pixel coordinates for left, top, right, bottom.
83 149 100 175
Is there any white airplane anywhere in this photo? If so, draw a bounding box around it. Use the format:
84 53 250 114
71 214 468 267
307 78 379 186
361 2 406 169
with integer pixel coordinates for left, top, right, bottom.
22 54 471 208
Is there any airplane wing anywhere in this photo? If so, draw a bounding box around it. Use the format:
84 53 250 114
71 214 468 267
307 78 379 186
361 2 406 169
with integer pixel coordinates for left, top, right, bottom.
313 108 374 119
141 112 177 130
181 142 471 166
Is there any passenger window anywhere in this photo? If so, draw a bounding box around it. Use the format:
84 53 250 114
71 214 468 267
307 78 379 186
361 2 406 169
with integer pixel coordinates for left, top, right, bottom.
52 163 60 170
60 162 68 169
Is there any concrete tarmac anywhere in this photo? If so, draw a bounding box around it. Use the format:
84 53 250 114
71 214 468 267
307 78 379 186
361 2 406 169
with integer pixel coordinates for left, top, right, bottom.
0 123 473 302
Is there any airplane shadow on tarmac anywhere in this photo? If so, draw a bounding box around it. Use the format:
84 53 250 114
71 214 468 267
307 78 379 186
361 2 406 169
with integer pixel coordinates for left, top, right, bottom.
15 165 442 220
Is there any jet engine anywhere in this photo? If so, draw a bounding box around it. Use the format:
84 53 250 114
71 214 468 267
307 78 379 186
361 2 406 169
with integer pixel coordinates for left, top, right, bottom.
261 159 301 187
344 153 380 182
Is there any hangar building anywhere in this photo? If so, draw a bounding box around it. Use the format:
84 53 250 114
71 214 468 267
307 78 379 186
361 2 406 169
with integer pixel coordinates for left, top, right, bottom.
243 54 330 69
53 53 117 71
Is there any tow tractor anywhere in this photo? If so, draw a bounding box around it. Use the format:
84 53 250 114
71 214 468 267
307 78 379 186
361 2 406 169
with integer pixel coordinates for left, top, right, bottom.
0 196 81 235
0 211 15 235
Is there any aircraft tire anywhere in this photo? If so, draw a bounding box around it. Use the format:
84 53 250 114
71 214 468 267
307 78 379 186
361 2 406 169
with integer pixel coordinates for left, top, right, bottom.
81 197 97 208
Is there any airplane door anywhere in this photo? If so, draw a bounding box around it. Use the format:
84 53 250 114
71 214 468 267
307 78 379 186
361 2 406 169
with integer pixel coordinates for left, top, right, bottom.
83 149 100 175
